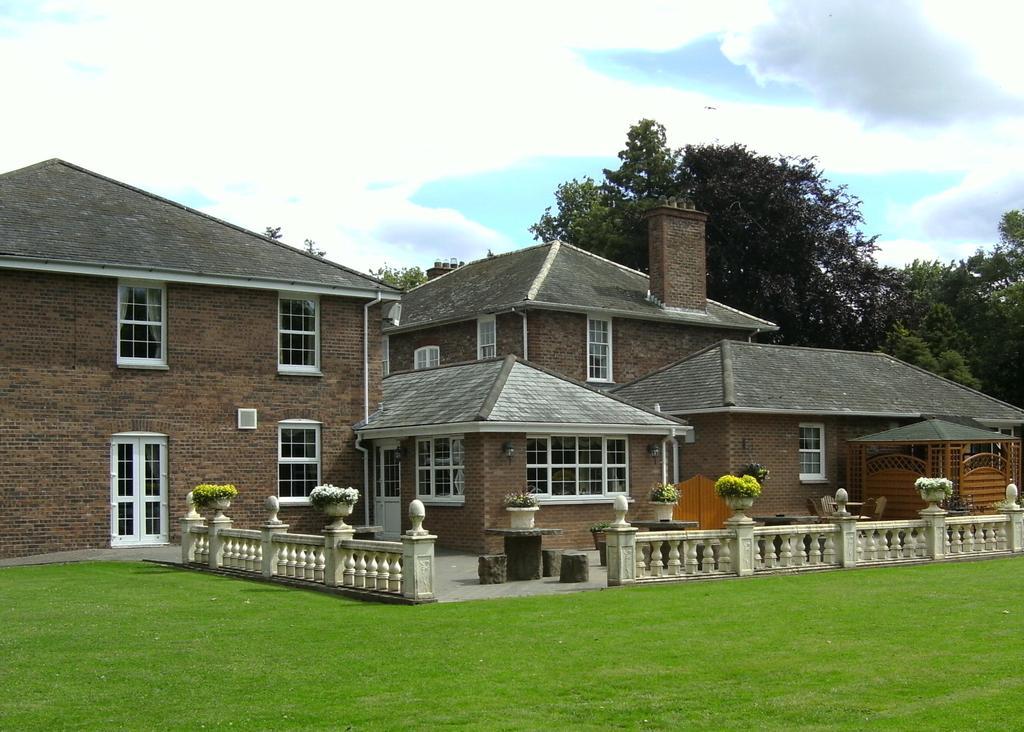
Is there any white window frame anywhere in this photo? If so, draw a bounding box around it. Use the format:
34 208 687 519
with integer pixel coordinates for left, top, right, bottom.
477 315 496 359
415 435 465 504
278 420 321 504
799 422 826 481
382 335 390 377
278 294 320 375
414 345 440 370
587 316 613 382
116 280 167 368
526 435 629 502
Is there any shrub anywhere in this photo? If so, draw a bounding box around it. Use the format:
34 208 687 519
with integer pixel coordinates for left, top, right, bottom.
650 483 680 503
309 484 360 509
714 474 762 498
590 521 611 534
191 484 238 507
504 490 538 508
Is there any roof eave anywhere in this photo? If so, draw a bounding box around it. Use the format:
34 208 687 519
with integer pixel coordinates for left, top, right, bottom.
355 420 688 439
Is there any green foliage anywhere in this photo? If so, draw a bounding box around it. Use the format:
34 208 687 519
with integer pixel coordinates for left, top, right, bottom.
934 350 982 390
530 119 907 350
741 463 770 481
370 264 427 291
650 482 680 503
915 477 954 498
264 226 282 240
190 484 238 507
714 474 762 498
589 521 611 533
302 238 326 258
886 323 940 372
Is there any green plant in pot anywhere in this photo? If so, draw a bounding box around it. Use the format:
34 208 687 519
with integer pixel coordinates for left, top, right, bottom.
191 484 238 519
650 482 680 521
590 521 611 550
310 484 360 528
914 476 953 511
504 490 539 529
714 474 762 519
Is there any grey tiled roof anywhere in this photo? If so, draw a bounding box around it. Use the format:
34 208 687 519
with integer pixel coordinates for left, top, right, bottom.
0 159 396 293
612 340 1024 421
359 355 682 432
851 419 1020 443
393 241 775 332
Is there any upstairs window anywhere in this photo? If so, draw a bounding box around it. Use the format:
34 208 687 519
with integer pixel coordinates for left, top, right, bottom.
279 296 319 373
117 282 166 367
587 316 612 382
477 316 496 359
278 421 320 502
799 423 826 481
414 346 440 370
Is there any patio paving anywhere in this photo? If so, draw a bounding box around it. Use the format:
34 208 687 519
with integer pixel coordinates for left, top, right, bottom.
0 545 612 603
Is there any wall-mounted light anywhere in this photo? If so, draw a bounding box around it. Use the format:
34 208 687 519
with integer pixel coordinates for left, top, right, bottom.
394 446 404 462
502 441 515 463
648 443 661 459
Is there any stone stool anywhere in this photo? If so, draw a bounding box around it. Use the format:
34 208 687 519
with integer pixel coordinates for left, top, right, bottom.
478 554 507 584
542 549 562 577
559 551 589 583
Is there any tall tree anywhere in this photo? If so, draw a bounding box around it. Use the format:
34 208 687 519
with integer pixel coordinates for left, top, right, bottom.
370 264 427 291
531 119 906 350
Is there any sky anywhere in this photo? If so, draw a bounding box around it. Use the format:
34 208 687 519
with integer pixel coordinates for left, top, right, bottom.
2 0 1023 275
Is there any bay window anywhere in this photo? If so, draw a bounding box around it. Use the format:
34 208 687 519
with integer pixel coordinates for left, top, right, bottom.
417 436 465 501
527 436 628 498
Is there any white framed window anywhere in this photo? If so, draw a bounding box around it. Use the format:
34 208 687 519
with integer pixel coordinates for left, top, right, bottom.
416 436 465 503
799 423 826 481
278 421 321 502
477 315 496 359
526 436 628 499
587 316 612 382
278 295 320 373
382 335 390 377
117 281 166 367
414 345 440 370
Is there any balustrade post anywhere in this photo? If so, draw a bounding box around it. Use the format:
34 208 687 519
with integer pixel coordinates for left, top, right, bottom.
260 496 289 577
836 515 859 568
919 503 948 560
207 513 233 570
1002 485 1023 553
179 491 205 564
725 513 755 577
401 500 436 600
606 495 637 586
323 525 355 587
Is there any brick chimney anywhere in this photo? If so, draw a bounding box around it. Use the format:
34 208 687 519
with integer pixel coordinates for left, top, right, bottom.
644 199 708 311
426 258 464 280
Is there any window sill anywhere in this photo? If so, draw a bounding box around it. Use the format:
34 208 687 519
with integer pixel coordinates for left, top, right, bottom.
278 497 312 506
800 478 829 484
117 362 169 370
278 368 323 377
418 497 466 506
537 496 633 506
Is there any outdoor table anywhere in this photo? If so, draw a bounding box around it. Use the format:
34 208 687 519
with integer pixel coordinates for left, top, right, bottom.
353 525 383 539
753 515 820 526
484 527 563 580
631 520 699 531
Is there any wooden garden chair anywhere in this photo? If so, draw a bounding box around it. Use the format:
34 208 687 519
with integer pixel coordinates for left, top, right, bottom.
806 497 824 522
872 496 887 520
820 495 838 517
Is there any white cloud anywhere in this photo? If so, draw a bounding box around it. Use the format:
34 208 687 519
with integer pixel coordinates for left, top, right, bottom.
874 238 980 267
904 171 1024 241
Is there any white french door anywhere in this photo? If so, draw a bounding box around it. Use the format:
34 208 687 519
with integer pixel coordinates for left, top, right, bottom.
111 435 168 546
375 443 402 539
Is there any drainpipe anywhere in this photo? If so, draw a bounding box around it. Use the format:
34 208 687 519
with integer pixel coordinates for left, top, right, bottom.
361 292 383 526
515 307 529 359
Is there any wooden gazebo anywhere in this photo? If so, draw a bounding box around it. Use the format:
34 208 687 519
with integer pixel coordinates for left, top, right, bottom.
847 419 1021 519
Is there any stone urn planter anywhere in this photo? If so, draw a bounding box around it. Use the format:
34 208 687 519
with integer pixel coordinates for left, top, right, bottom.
723 495 755 517
210 497 232 519
323 501 355 529
507 506 539 529
915 477 953 512
652 502 675 522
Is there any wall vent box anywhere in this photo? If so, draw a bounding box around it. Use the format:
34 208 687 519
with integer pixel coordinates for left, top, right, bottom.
237 408 258 430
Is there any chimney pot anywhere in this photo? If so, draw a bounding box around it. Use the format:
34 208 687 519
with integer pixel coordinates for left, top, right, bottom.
644 202 708 311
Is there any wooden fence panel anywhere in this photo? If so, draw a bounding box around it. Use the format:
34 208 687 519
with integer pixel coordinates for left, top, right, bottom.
674 475 731 530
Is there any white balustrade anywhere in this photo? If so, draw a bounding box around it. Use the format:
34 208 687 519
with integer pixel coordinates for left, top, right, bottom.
338 541 404 593
634 531 733 579
946 516 1008 555
753 525 840 571
855 521 927 563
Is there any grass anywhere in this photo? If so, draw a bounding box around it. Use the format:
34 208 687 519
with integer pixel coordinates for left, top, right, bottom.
2 559 1023 730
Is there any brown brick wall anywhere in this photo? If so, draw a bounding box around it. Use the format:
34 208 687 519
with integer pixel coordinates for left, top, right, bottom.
0 269 385 558
372 431 665 554
387 312 524 372
646 206 708 310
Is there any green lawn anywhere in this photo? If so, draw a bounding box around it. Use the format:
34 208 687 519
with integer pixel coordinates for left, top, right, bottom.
2 559 1023 730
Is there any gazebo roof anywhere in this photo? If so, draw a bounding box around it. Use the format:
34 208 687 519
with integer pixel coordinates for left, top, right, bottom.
850 418 1018 444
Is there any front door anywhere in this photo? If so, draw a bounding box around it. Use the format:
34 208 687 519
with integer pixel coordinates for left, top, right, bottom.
111 436 168 546
375 444 402 539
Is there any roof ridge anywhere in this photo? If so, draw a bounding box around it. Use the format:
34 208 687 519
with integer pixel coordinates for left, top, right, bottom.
2 158 395 291
720 340 736 407
527 240 560 300
404 241 555 294
554 240 650 279
477 354 517 420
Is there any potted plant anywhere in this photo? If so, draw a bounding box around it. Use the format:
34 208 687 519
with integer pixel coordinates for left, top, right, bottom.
915 476 953 511
310 484 361 528
650 482 680 521
714 474 762 518
741 463 770 482
191 484 238 518
504 490 539 529
590 521 610 566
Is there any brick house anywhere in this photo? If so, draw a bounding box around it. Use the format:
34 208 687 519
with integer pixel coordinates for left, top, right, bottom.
0 159 400 559
385 202 777 386
355 355 687 553
613 340 1024 518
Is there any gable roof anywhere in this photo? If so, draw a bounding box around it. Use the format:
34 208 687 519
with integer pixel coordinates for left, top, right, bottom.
0 159 398 298
356 355 685 436
390 240 776 333
611 340 1024 422
851 419 1020 443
